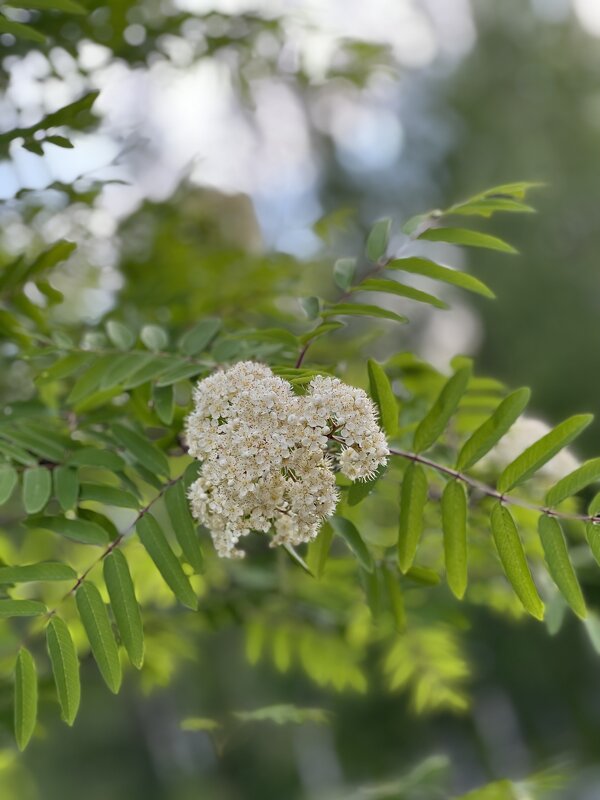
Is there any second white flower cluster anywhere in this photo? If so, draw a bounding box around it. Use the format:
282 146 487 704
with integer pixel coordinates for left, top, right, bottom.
185 361 389 558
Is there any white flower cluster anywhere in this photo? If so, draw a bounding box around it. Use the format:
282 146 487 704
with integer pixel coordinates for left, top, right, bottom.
185 361 389 558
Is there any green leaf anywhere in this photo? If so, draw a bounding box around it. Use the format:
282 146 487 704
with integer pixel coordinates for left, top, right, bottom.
330 517 374 572
382 564 406 632
398 463 428 573
46 617 80 726
53 466 79 511
6 0 86 13
37 352 90 383
538 515 586 619
106 320 135 350
299 296 320 320
14 648 37 752
306 522 333 579
0 599 47 617
586 522 600 567
120 358 173 390
154 361 208 386
141 324 168 351
164 480 204 573
321 303 408 324
28 515 110 546
497 414 593 493
441 480 468 599
103 551 144 669
546 458 600 507
179 318 221 356
76 582 122 694
490 503 544 620
354 278 448 309
387 257 494 298
44 135 73 149
67 448 125 471
99 353 153 390
0 16 45 42
0 439 37 466
456 388 531 470
136 513 197 609
22 467 52 514
0 464 18 504
299 322 344 345
79 483 139 509
418 227 517 254
366 218 391 261
333 257 356 290
367 359 398 437
0 562 76 583
413 365 471 453
347 464 387 506
66 354 117 404
5 427 65 462
153 384 174 425
445 198 535 217
112 423 170 478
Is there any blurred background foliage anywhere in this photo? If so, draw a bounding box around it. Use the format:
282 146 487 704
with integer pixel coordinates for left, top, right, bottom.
2 0 600 798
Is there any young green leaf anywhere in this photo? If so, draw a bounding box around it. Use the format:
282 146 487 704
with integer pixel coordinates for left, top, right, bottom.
154 361 208 386
79 483 139 509
418 227 517 254
413 365 471 453
106 320 135 350
333 257 356 290
67 355 115 404
14 648 37 752
330 517 374 572
179 318 221 355
0 562 76 583
441 480 468 599
28 516 109 546
366 218 391 261
490 503 544 620
164 480 204 573
22 467 52 514
387 257 494 298
99 353 153 390
136 513 198 609
545 458 600 507
538 515 586 619
46 617 80 726
112 423 170 478
0 599 47 617
398 463 428 573
53 466 79 511
353 278 448 309
153 384 174 425
0 464 18 504
76 582 122 694
321 303 408 324
103 551 144 669
497 414 593 493
141 324 168 351
367 359 398 437
299 296 320 320
306 522 334 579
456 387 531 470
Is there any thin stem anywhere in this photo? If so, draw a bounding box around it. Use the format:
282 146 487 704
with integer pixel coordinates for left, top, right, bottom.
388 448 600 525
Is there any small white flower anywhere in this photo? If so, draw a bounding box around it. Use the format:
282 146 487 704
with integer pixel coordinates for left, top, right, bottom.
185 361 388 558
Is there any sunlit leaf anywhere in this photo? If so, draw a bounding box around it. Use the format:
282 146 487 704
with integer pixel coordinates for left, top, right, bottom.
103 551 144 670
538 515 586 619
76 582 122 694
497 414 593 493
136 513 197 609
398 463 428 573
14 648 37 752
441 480 468 599
46 617 80 726
490 503 544 620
